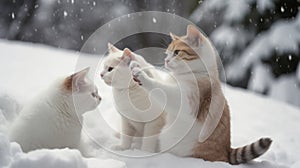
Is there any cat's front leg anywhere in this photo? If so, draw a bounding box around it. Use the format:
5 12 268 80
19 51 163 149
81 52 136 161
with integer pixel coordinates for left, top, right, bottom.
130 61 154 90
141 119 163 153
111 118 135 151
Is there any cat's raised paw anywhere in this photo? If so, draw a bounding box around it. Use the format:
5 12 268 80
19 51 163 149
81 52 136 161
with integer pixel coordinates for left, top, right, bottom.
131 67 145 85
129 61 141 70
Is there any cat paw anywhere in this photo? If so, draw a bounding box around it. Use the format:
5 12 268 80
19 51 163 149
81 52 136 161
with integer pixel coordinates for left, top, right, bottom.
132 67 151 87
131 67 143 85
129 60 141 70
129 61 142 85
130 61 152 87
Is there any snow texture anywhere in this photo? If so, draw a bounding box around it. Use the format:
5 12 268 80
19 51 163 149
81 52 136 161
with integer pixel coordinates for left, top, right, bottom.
0 133 125 168
248 63 273 93
210 26 247 50
223 0 250 22
256 0 275 13
210 25 252 61
191 0 300 109
297 63 300 81
1 40 300 167
227 13 300 81
269 74 300 107
241 14 300 68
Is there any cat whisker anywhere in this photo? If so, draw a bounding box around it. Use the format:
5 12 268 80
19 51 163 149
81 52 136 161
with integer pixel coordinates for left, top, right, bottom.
158 37 170 49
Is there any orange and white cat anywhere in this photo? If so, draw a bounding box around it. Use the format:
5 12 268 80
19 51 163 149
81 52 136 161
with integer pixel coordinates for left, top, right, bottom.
100 44 165 152
130 25 272 164
9 68 101 153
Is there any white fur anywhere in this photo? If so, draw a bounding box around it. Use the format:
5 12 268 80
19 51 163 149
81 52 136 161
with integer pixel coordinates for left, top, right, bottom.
100 48 164 152
131 69 202 156
130 28 217 156
159 113 202 156
9 69 101 153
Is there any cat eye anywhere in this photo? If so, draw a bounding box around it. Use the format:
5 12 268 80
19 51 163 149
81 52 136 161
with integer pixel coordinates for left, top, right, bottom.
91 92 98 97
173 50 180 56
108 67 114 72
91 89 98 98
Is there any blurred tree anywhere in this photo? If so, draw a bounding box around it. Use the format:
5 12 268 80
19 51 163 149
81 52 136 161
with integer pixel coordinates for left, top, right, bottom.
191 0 300 107
1 0 298 106
0 0 36 39
1 0 197 51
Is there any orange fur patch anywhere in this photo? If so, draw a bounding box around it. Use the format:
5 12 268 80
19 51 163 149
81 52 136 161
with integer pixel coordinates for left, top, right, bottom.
192 76 231 163
166 31 271 164
167 39 199 61
167 35 232 162
63 76 73 91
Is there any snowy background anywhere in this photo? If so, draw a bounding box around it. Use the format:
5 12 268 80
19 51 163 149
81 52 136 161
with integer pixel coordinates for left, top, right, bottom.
0 0 299 107
0 40 300 168
1 0 300 167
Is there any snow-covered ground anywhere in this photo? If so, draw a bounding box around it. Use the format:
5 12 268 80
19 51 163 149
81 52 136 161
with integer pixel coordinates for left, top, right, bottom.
0 40 300 168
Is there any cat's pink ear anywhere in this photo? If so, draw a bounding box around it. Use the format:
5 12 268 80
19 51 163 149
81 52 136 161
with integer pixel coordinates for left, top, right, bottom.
121 48 134 64
186 24 203 46
64 67 90 91
108 43 120 53
170 32 180 41
123 48 132 58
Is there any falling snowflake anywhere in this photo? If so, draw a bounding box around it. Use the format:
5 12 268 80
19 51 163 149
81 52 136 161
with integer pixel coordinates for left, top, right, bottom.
63 11 68 17
11 12 15 19
152 17 157 23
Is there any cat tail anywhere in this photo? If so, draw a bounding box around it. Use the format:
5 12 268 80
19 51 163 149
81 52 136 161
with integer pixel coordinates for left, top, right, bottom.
229 137 272 165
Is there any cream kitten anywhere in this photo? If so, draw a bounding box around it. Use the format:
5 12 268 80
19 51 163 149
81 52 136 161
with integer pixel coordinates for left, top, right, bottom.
100 44 165 152
9 68 101 153
130 25 272 164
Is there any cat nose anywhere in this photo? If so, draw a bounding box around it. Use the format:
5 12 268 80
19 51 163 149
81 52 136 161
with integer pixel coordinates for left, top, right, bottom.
96 95 102 101
165 59 170 63
100 73 104 78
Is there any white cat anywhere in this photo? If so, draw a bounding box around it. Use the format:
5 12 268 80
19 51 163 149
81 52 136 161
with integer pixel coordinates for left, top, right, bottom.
100 44 165 152
9 68 101 153
130 25 272 164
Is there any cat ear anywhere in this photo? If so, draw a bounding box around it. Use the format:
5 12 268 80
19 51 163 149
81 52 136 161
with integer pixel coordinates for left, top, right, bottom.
71 67 90 91
65 67 90 91
185 24 203 47
108 43 120 53
121 48 134 64
169 32 180 41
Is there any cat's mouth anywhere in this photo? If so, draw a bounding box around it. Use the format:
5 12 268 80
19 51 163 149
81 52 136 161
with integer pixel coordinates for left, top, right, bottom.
165 62 173 69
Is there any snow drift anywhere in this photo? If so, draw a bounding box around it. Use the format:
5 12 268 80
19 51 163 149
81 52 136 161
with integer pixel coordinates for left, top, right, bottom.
0 40 299 168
